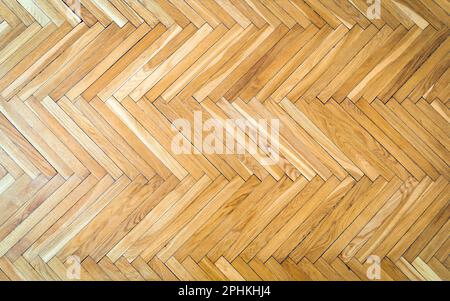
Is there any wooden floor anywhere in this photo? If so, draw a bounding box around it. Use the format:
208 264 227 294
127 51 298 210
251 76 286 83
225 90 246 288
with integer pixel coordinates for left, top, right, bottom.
0 0 448 281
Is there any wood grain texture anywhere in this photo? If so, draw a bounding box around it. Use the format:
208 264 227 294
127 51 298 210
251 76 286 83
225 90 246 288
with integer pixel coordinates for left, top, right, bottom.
0 0 448 281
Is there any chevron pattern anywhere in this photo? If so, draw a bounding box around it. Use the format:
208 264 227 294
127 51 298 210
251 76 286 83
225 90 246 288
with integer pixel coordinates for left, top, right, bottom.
0 0 449 281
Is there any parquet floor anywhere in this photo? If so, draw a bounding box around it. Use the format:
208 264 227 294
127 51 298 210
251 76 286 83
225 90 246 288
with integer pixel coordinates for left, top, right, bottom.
0 0 448 281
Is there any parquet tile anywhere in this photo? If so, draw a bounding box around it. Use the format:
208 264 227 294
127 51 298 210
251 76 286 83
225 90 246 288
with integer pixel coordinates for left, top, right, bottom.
0 0 448 281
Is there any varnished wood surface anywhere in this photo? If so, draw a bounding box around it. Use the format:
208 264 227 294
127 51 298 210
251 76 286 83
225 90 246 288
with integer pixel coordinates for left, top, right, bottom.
0 0 448 281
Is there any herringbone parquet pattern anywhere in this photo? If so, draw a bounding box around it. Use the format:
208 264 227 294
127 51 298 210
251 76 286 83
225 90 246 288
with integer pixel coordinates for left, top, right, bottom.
0 0 448 281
